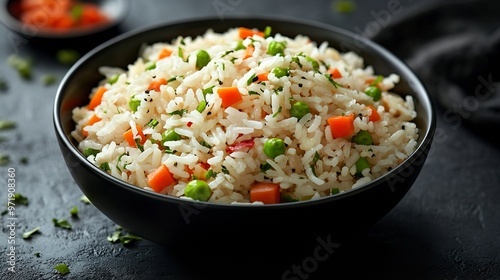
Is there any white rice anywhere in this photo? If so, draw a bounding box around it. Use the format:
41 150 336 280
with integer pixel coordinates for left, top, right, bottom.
71 27 419 204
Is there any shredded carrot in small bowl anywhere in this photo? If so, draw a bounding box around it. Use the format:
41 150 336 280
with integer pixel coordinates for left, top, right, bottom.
9 0 110 31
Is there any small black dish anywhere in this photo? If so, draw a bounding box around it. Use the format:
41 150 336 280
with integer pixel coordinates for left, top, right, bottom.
0 0 129 51
53 16 436 247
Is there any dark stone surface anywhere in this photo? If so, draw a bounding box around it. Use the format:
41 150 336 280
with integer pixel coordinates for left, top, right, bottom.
1 0 499 279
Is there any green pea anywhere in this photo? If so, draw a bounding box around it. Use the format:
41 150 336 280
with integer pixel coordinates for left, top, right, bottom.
195 50 211 69
351 130 373 145
364 86 382 102
271 67 289 78
107 74 119 85
184 180 211 201
330 188 340 195
290 101 310 120
263 138 286 159
128 95 141 112
267 41 286 56
162 129 181 144
355 157 370 177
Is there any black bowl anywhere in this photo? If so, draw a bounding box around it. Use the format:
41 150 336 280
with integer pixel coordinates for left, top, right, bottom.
53 16 436 247
0 0 129 51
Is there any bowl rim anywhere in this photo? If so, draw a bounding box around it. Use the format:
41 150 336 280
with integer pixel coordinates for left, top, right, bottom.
0 0 130 39
53 15 436 209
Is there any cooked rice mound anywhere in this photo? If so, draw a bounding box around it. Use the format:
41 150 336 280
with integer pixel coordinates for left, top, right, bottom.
71 27 418 204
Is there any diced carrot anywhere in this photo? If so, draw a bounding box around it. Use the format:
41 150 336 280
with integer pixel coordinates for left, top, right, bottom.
217 86 243 108
81 114 101 137
327 114 355 139
367 105 381 122
250 182 281 204
328 68 342 79
147 164 175 193
238 27 264 39
87 86 106 110
243 44 255 59
158 48 172 59
148 78 168 92
123 124 147 147
256 72 269 82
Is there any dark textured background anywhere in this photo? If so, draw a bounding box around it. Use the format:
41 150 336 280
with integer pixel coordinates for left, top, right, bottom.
1 0 499 279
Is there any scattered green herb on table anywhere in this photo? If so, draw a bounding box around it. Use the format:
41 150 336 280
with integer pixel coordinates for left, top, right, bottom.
0 153 10 166
80 195 91 204
0 120 16 130
54 263 70 275
56 49 80 65
52 218 72 230
107 226 142 245
70 206 78 216
7 54 32 79
13 193 29 205
22 227 40 239
41 74 57 86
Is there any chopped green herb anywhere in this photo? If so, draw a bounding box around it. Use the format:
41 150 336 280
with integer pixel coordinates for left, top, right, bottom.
52 218 72 230
0 120 15 130
167 76 179 83
306 56 319 71
56 49 80 65
260 162 273 173
83 147 99 157
54 263 70 275
370 75 384 86
246 73 257 86
235 40 245 51
202 85 215 97
7 54 32 79
331 187 340 195
13 193 28 206
204 169 217 180
200 140 212 149
41 74 57 86
221 165 229 175
281 194 299 202
107 227 142 245
70 206 78 216
291 55 303 68
22 227 40 239
325 73 341 88
272 106 282 117
248 91 260 95
147 119 159 128
134 138 144 152
168 109 187 116
99 162 110 172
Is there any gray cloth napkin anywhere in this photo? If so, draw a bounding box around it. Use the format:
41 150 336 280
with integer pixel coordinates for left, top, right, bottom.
370 0 500 132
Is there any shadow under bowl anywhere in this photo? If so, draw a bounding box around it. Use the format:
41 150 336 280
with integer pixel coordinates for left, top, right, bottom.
53 16 436 247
